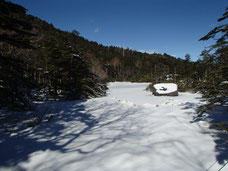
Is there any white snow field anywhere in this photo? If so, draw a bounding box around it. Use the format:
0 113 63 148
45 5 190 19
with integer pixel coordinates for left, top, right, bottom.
0 82 226 171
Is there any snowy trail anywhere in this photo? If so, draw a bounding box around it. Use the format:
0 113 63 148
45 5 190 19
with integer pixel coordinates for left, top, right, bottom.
0 82 224 171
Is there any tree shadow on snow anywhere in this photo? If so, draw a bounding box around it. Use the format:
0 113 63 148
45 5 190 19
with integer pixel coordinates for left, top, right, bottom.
181 101 228 165
206 106 228 165
0 99 131 169
0 100 97 168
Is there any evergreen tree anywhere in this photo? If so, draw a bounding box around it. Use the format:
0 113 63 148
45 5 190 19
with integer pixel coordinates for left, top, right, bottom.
185 54 191 62
0 0 35 110
198 7 228 114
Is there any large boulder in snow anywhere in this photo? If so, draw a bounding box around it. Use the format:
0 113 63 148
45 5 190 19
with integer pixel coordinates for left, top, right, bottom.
152 83 178 96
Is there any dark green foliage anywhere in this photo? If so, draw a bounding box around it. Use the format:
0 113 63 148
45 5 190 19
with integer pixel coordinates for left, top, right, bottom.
0 0 35 110
199 6 228 48
34 27 106 100
197 7 228 114
0 55 34 110
185 54 191 62
0 0 34 49
0 0 106 110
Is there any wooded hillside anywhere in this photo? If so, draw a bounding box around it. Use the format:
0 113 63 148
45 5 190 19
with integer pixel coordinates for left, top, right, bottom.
0 0 215 110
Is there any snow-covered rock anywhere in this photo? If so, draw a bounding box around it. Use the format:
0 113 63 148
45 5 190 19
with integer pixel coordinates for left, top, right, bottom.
220 80 228 85
152 83 178 96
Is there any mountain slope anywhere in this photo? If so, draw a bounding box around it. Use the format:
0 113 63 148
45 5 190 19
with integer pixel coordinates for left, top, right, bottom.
0 0 196 108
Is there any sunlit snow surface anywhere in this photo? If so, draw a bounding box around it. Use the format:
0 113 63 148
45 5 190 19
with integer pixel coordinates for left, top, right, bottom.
0 82 225 171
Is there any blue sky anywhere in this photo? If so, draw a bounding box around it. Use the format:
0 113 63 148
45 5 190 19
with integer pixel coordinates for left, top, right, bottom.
9 0 227 60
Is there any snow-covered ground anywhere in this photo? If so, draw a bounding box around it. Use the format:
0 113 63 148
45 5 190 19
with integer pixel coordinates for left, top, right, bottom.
0 82 227 171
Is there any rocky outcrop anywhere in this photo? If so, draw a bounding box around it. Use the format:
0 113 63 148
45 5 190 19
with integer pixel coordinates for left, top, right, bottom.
152 83 178 96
